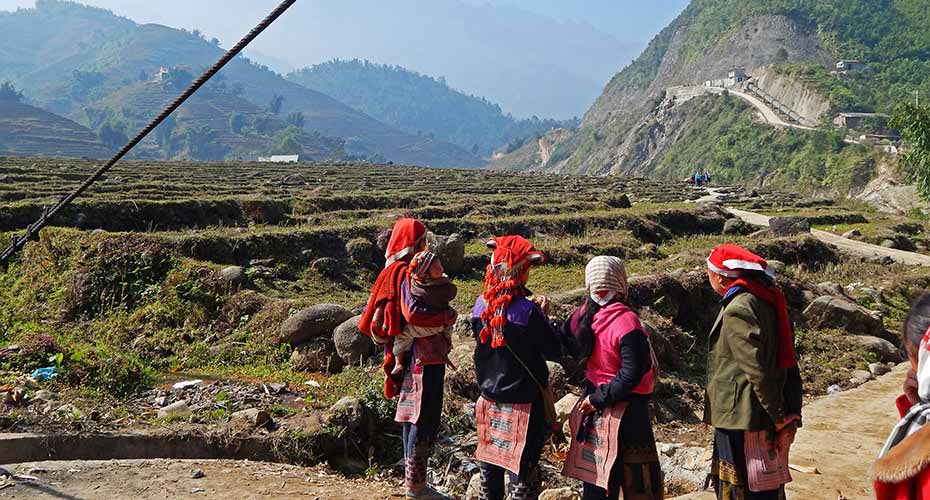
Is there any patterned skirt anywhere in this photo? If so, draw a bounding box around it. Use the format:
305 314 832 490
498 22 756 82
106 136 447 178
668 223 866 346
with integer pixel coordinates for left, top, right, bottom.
710 429 786 500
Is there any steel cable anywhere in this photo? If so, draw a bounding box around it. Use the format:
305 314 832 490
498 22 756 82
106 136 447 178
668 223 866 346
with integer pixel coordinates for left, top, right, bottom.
0 0 298 266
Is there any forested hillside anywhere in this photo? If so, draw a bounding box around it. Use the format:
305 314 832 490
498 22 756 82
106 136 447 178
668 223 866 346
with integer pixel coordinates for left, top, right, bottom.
0 0 481 166
287 60 574 157
493 0 930 194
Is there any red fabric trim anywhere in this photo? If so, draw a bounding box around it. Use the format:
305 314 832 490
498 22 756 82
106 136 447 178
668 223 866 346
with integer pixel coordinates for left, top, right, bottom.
727 279 798 369
897 393 916 419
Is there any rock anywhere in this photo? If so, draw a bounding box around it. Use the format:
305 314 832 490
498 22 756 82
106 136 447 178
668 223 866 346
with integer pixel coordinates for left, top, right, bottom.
850 369 873 385
661 443 683 457
345 238 374 265
868 362 890 377
323 397 377 473
539 487 578 500
769 216 811 236
816 282 847 298
606 194 632 209
191 469 205 479
842 229 862 239
465 473 482 500
881 239 897 249
427 233 466 275
32 390 57 402
157 400 190 419
310 257 341 278
279 304 354 345
333 315 375 364
803 296 886 338
153 395 167 407
219 266 246 285
291 340 345 374
547 361 571 400
281 174 306 186
172 379 204 390
249 258 275 267
555 394 580 423
827 384 842 395
723 218 752 235
851 335 902 363
231 408 272 428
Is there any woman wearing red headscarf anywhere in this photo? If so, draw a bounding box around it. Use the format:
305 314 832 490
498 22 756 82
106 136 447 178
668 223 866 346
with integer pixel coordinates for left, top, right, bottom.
704 244 803 500
471 235 569 500
359 218 452 500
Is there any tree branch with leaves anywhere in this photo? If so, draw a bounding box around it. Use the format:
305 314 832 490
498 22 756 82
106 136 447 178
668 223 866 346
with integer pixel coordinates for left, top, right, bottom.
891 102 930 201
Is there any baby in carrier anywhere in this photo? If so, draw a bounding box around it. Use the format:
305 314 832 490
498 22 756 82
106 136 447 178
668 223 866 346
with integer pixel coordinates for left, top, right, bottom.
392 250 458 375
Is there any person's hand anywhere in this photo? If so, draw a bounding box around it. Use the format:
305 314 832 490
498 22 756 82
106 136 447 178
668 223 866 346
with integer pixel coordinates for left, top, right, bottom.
578 396 597 415
905 368 920 405
371 307 385 335
533 295 551 316
774 422 797 454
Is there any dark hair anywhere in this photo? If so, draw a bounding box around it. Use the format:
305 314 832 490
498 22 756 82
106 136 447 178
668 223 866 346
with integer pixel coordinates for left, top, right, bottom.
576 298 604 358
738 269 775 287
904 293 930 355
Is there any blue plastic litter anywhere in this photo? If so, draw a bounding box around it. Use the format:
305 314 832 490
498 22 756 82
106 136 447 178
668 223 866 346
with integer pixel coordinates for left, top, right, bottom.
31 366 58 381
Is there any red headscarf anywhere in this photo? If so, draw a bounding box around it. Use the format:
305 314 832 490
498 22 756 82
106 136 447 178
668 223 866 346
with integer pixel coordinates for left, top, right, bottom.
359 218 426 398
708 244 798 369
479 235 547 348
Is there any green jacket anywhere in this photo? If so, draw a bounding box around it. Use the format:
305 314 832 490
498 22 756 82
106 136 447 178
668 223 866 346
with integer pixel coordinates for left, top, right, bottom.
703 290 803 431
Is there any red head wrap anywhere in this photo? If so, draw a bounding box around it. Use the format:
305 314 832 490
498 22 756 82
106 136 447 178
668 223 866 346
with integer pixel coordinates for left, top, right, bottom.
708 244 797 369
384 218 427 268
479 236 547 348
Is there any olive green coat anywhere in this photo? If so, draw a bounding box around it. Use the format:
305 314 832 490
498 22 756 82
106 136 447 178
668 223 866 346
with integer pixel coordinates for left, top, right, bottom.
703 290 803 431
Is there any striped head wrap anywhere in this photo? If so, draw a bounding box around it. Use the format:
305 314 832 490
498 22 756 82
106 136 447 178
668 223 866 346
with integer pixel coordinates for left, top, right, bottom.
584 256 628 306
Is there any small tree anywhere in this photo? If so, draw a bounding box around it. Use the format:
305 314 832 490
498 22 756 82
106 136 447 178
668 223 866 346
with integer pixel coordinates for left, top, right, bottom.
286 111 305 128
98 121 128 150
271 126 303 155
268 94 284 115
0 81 24 103
891 102 930 201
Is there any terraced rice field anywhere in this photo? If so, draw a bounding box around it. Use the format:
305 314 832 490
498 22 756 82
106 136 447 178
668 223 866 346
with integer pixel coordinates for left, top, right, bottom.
1 157 929 497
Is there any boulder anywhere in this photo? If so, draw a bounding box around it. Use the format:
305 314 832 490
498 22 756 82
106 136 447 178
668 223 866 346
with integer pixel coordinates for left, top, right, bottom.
219 266 246 285
310 257 341 278
815 282 847 298
231 408 272 428
605 194 632 209
427 233 466 275
333 315 375 365
842 229 862 239
850 369 873 385
868 362 890 377
540 487 579 500
323 397 376 473
345 238 375 265
769 216 811 237
803 296 886 338
157 400 190 419
851 335 902 363
547 361 572 400
291 340 345 374
555 394 580 423
723 218 753 235
767 260 786 276
279 304 353 345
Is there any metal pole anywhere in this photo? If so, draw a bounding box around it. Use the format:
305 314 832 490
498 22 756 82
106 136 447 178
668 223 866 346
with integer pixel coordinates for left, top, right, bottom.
1 0 298 267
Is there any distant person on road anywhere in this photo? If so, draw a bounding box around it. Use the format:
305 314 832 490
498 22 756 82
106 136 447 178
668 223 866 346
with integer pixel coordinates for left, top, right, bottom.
874 293 930 499
704 244 803 500
359 218 452 500
471 235 566 500
703 171 712 185
560 256 663 500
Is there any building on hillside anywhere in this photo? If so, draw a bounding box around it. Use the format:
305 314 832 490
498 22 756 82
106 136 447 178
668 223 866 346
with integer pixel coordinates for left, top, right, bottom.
833 112 888 130
258 155 300 163
154 67 170 82
703 68 748 88
836 60 865 72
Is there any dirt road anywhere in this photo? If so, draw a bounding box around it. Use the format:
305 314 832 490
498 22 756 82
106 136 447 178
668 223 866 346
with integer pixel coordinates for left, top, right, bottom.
674 363 907 500
0 459 403 500
727 207 930 267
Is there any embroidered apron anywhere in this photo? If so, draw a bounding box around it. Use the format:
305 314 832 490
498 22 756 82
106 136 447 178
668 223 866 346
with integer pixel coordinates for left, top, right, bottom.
744 430 792 492
563 399 627 491
474 397 532 475
395 367 423 424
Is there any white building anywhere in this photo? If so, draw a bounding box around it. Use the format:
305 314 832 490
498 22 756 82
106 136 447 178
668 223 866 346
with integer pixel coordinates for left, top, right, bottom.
258 155 300 163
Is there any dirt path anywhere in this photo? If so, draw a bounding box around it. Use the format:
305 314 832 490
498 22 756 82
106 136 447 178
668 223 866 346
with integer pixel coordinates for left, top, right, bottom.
727 207 930 266
674 363 907 499
0 459 402 500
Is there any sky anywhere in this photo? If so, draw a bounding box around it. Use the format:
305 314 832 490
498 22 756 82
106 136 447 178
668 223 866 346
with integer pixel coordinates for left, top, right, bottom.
0 0 689 118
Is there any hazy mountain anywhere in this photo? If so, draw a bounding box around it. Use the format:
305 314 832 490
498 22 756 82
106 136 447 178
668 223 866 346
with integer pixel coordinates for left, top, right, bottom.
0 0 482 166
288 59 576 157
